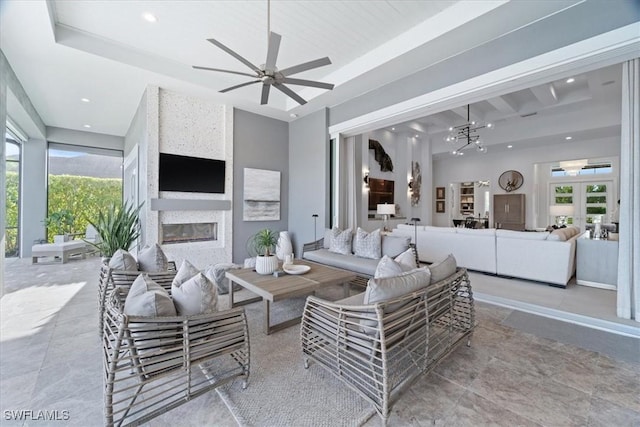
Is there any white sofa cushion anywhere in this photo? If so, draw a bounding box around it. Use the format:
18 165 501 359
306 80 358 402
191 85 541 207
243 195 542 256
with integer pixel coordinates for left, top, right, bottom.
547 226 580 241
496 230 550 240
424 225 457 233
374 253 416 278
124 274 176 317
364 267 431 305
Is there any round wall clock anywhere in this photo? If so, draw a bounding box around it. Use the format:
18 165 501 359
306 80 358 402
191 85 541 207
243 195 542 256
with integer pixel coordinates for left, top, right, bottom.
498 170 524 192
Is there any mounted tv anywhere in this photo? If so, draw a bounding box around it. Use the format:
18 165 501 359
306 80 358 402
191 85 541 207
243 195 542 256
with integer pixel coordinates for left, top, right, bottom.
368 178 394 211
159 153 225 194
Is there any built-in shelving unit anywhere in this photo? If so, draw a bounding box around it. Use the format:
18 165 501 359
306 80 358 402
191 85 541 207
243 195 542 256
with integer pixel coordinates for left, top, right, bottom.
459 182 475 216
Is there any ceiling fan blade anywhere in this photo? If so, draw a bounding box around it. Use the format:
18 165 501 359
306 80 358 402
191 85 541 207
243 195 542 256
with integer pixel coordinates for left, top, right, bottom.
260 84 271 105
265 32 281 71
279 57 332 77
273 83 307 105
219 80 261 93
192 66 257 78
207 38 261 72
282 77 334 90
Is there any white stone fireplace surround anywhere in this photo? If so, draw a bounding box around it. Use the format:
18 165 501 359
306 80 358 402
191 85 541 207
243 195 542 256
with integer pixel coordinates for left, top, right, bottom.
136 87 234 269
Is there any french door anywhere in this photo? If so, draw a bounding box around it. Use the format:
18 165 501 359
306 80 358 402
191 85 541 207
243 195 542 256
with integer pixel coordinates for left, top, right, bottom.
549 180 613 230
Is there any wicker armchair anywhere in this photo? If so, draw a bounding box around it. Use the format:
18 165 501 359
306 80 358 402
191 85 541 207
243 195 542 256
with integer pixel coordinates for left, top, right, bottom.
98 261 177 336
300 267 474 425
103 287 250 427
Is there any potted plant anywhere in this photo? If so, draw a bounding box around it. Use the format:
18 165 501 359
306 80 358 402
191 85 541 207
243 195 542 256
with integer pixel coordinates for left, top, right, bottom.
252 228 279 275
87 201 143 260
43 210 75 243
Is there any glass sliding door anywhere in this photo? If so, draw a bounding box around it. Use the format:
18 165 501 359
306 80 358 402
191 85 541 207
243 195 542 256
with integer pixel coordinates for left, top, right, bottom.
47 143 123 242
5 138 20 257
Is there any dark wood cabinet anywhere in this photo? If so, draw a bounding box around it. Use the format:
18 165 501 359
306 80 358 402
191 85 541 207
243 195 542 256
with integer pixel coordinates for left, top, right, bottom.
493 194 525 230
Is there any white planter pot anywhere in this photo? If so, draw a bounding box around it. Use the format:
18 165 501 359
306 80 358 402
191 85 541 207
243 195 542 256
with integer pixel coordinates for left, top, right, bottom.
276 231 293 261
255 255 279 275
54 234 70 244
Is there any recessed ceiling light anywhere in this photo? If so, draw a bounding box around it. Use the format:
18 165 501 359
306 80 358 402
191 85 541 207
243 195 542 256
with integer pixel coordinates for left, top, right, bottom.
566 77 575 83
81 98 90 103
415 134 419 138
507 145 513 149
142 12 157 22
565 136 572 140
289 113 298 118
391 127 395 131
83 124 91 128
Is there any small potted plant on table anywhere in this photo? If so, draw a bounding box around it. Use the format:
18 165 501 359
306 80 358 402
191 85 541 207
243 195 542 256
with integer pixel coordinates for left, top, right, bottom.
252 229 279 275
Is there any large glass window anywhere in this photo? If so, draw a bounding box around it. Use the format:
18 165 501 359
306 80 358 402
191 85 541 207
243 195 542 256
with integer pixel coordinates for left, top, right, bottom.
5 137 20 257
47 144 123 242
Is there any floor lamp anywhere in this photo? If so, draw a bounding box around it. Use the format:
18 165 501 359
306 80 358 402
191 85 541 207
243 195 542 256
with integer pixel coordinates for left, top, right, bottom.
410 217 421 246
312 214 319 249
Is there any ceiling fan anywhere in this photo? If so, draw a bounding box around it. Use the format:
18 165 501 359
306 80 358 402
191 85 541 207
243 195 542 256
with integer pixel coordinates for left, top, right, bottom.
193 1 334 106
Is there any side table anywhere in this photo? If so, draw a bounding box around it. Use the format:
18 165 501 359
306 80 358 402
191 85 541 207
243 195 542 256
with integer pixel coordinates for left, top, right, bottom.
576 237 618 290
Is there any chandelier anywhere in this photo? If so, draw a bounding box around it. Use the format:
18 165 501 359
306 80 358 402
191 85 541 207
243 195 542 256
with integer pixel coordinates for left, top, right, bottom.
445 104 492 155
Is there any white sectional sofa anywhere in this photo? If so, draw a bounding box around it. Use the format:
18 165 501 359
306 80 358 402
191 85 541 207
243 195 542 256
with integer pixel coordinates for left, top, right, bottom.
391 224 582 287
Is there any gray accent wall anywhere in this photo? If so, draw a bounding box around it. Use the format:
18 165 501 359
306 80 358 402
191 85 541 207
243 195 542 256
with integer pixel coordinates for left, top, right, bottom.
20 139 47 256
288 108 329 257
233 108 289 263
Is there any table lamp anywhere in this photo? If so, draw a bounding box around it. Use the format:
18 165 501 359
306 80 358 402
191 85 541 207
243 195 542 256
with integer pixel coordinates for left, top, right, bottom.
549 205 574 227
377 204 395 232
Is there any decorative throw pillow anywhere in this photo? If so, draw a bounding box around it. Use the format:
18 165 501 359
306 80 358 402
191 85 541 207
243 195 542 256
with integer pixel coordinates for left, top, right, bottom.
323 228 333 249
137 243 169 272
394 248 418 269
124 274 176 317
428 254 457 284
361 268 432 335
172 270 218 316
374 255 414 278
172 260 200 287
381 234 411 257
328 227 353 255
354 227 382 259
109 249 138 271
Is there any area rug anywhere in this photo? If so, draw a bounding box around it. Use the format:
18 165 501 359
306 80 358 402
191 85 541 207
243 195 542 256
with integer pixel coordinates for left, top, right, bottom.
216 288 376 427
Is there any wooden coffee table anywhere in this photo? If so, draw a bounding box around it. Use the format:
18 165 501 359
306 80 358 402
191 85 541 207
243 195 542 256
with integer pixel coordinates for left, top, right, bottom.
226 260 356 334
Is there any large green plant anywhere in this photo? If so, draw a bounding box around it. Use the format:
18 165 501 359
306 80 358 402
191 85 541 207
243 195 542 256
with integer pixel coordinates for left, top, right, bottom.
87 201 143 257
251 229 278 256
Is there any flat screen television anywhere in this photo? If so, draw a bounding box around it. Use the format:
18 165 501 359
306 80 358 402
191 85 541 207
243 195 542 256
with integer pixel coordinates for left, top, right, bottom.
159 153 225 194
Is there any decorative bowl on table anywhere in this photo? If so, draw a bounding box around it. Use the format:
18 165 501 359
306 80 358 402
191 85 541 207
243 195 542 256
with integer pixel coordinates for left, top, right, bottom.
283 264 311 275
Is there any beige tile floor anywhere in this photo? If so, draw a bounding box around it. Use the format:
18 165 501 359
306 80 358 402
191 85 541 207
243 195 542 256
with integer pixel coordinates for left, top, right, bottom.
1 256 639 426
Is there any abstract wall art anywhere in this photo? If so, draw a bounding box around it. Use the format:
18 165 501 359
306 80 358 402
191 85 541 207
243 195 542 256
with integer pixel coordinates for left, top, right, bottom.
243 168 281 221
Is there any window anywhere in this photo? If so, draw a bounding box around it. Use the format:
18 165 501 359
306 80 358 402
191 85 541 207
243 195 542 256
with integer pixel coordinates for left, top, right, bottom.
5 136 20 257
47 143 123 242
551 162 613 177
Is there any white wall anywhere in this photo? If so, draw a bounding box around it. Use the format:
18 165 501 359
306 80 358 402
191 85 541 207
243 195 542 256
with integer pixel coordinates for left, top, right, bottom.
433 136 621 229
20 139 47 255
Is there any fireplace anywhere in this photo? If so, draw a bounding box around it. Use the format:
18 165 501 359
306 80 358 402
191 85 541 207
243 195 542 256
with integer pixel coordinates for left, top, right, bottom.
161 222 218 245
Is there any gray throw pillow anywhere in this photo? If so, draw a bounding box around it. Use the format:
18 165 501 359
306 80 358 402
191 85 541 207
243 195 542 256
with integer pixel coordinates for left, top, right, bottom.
328 227 353 255
124 274 176 317
374 255 414 278
354 227 382 259
381 235 411 257
137 243 169 272
172 259 200 287
428 254 457 284
365 267 431 305
172 271 217 316
109 249 138 271
394 248 418 269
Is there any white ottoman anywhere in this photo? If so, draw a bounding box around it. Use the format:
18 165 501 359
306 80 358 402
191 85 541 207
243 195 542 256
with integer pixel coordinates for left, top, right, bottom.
32 241 87 264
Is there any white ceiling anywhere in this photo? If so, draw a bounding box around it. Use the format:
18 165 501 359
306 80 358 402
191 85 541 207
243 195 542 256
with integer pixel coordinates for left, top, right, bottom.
0 0 625 148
